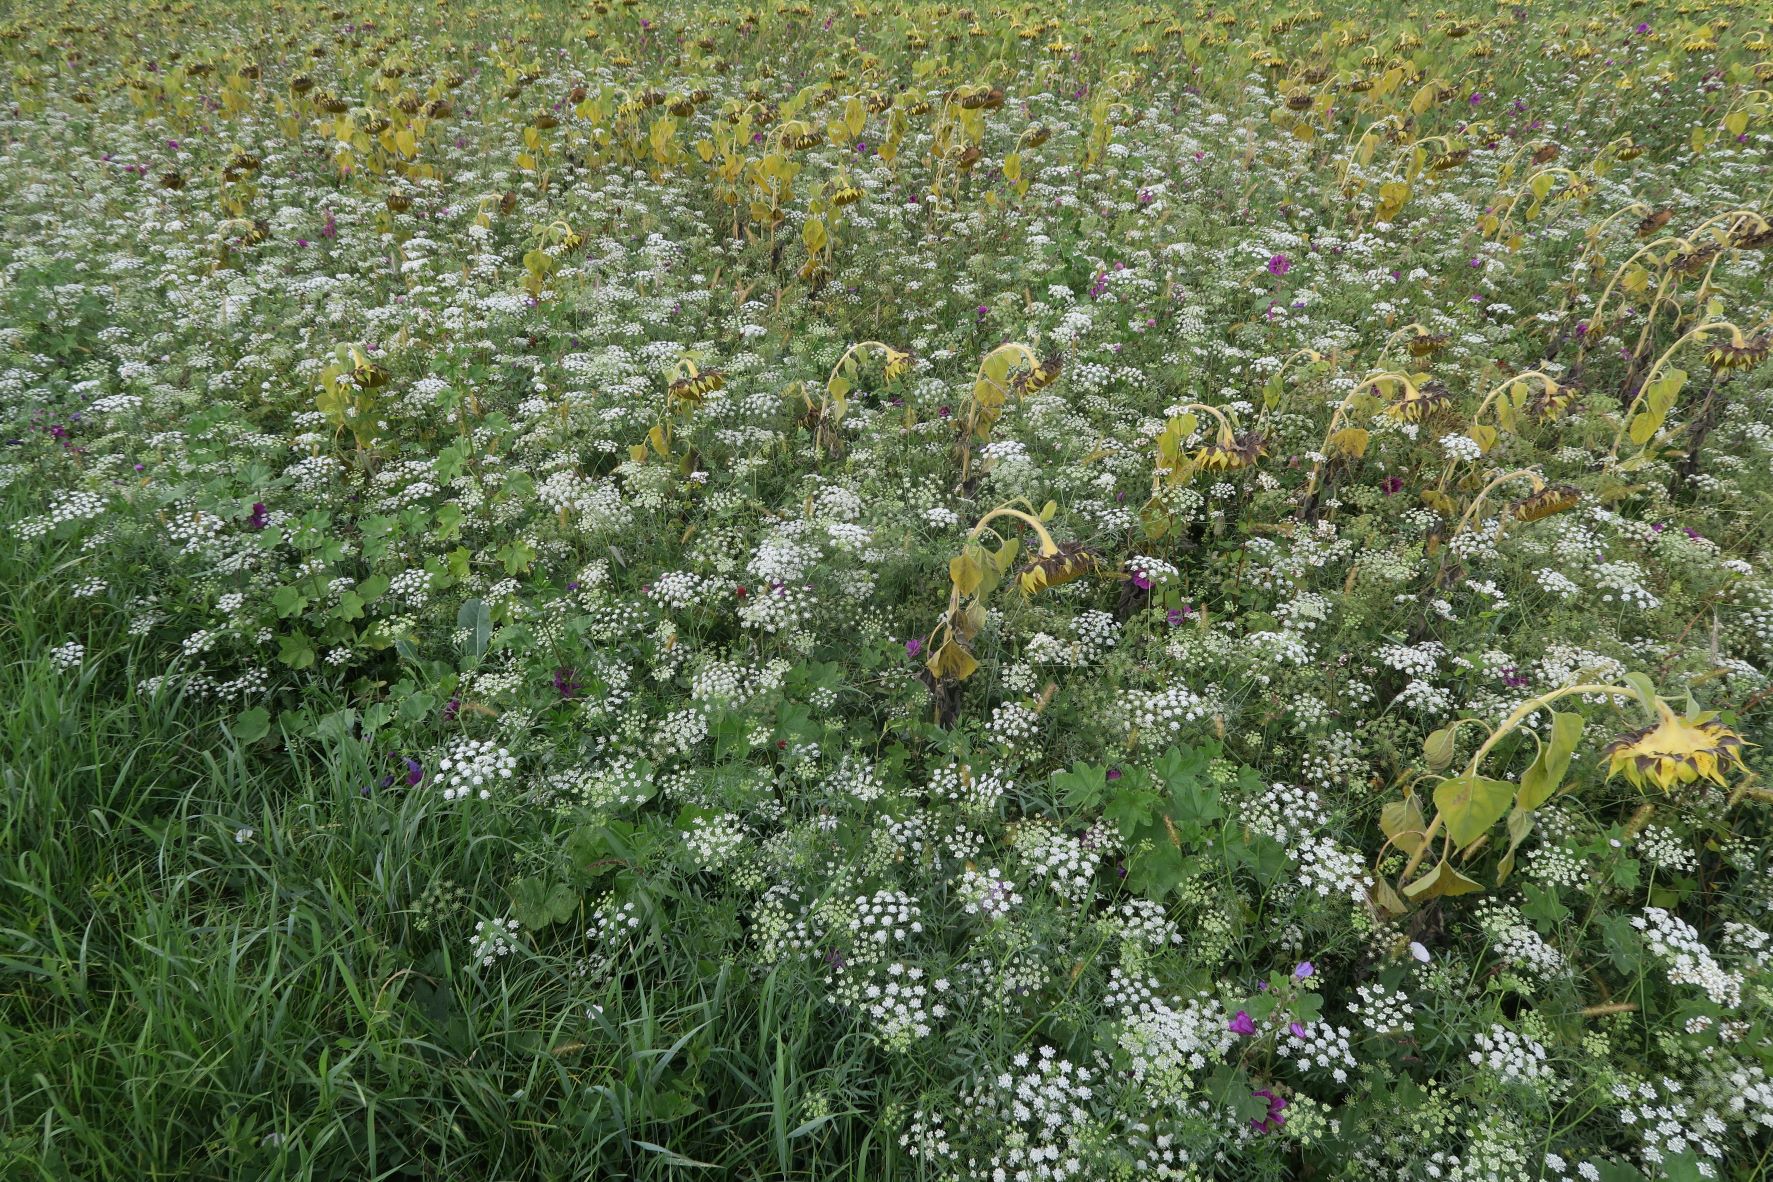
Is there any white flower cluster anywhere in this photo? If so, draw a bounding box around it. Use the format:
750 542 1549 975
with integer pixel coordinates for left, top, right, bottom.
923 1047 1097 1181
823 754 883 803
1123 684 1210 736
1477 902 1569 982
927 764 1012 814
958 865 1023 919
848 889 923 952
1017 823 1099 903
1291 834 1375 903
988 701 1041 744
15 490 108 540
1286 1020 1357 1083
1116 993 1235 1100
1125 554 1179 586
1110 898 1183 948
1468 1023 1550 1085
1346 982 1414 1034
435 738 515 802
648 570 717 610
468 916 520 967
1632 907 1743 1008
1439 432 1483 461
1635 824 1697 872
1612 1078 1727 1175
49 639 84 670
852 962 951 1050
682 812 747 870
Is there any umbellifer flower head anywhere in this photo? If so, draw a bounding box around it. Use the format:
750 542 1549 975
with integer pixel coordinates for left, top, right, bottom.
1603 702 1748 792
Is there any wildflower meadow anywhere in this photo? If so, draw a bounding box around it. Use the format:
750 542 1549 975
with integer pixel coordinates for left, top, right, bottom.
3 0 1773 1178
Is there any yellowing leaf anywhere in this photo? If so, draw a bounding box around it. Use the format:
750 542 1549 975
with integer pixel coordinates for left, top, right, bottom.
1330 427 1369 458
927 640 978 681
949 552 984 596
1628 410 1661 446
1423 726 1457 771
1433 774 1515 849
802 217 827 252
1402 859 1485 900
1376 181 1410 222
1002 152 1021 182
1380 797 1427 855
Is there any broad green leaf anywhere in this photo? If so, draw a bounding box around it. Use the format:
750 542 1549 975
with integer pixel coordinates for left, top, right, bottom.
1517 711 1584 810
233 707 271 744
1423 726 1457 771
1495 806 1535 885
457 598 492 660
1401 859 1485 900
1380 797 1427 855
1433 774 1515 849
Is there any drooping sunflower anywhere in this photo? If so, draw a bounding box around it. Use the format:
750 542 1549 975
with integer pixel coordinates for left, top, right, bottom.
1406 331 1449 358
1385 381 1452 423
1705 334 1771 372
1012 356 1062 396
1525 378 1578 419
1192 431 1269 472
1603 704 1748 792
1017 542 1099 596
669 370 726 403
1509 483 1580 522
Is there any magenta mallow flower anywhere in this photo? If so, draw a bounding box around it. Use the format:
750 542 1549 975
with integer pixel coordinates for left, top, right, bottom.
245 502 269 530
1293 961 1314 980
1250 1089 1288 1133
905 637 922 658
1266 253 1290 276
1380 476 1405 497
1228 1011 1257 1037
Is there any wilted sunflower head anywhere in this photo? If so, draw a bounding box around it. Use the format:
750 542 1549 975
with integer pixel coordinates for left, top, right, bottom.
1704 334 1770 372
1732 225 1773 251
1669 244 1718 277
1385 381 1452 423
669 370 726 403
1017 542 1099 596
1636 208 1672 237
1014 355 1062 395
1192 430 1268 472
1528 380 1577 419
1406 331 1449 358
1510 483 1580 522
1603 704 1748 792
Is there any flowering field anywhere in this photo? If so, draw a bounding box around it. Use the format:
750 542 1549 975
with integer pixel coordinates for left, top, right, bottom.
3 0 1773 1178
